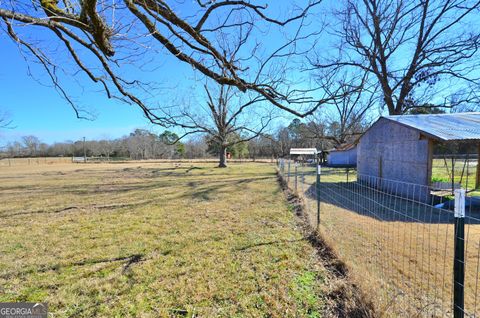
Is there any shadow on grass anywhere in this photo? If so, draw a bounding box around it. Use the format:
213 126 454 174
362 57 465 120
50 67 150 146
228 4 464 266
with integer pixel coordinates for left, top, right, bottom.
184 176 273 201
185 166 205 173
0 254 145 280
0 180 174 196
303 181 479 224
1 166 193 195
234 238 305 251
1 200 155 218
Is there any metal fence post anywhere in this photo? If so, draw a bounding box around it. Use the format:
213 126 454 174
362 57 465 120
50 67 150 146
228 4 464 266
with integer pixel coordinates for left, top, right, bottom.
294 162 298 193
287 160 291 184
316 164 321 231
454 188 466 318
301 166 305 195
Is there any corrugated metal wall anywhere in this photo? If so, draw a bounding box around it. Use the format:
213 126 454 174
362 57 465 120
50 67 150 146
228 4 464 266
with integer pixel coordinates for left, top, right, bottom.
357 118 432 201
328 147 357 166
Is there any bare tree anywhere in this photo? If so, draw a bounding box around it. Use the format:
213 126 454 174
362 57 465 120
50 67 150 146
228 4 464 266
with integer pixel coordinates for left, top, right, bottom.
127 129 159 159
22 135 41 157
0 0 339 121
6 141 23 157
275 126 296 157
184 136 208 159
38 143 49 156
47 141 74 157
312 0 480 115
98 139 115 159
248 135 277 160
163 82 271 167
311 73 377 145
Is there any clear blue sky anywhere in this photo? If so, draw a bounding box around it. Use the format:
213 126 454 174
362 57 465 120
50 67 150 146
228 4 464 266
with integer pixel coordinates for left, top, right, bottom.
0 32 190 144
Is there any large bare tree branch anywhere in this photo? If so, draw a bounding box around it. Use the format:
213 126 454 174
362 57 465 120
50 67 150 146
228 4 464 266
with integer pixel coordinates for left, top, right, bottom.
311 0 480 115
0 0 333 121
0 110 13 130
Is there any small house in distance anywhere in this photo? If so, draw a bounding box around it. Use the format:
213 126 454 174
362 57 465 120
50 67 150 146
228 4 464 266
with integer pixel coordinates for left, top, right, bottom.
357 112 480 201
327 143 357 167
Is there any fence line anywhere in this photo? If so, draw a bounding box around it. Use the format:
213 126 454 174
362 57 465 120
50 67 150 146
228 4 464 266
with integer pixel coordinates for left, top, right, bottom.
0 157 72 166
0 157 277 167
278 159 480 317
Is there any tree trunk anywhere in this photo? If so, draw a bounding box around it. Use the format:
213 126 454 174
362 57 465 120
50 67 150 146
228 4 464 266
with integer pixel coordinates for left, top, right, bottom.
219 146 227 168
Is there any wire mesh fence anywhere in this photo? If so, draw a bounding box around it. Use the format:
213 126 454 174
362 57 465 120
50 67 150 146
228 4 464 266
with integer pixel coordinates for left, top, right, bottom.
278 159 480 317
0 157 73 166
431 155 478 194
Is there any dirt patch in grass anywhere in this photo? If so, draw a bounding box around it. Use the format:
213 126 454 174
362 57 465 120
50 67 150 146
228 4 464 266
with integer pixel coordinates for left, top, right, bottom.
277 172 376 318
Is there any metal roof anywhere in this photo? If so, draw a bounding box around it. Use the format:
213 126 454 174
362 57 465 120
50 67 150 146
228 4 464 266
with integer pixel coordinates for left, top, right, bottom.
328 143 357 152
383 112 480 141
289 148 318 155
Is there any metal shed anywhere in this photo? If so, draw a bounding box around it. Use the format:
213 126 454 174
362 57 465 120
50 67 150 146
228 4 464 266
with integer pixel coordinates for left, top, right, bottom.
327 143 357 167
357 112 480 201
289 148 318 156
289 148 319 163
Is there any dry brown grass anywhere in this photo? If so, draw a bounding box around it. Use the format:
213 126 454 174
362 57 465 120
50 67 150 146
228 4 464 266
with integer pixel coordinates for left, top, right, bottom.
0 162 326 317
0 157 276 167
277 173 376 318
291 166 480 317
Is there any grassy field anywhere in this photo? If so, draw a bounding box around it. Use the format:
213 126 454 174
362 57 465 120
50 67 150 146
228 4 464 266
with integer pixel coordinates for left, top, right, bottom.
431 158 479 195
0 162 327 317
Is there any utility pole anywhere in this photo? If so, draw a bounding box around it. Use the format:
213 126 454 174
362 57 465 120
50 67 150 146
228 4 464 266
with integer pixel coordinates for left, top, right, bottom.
83 137 86 163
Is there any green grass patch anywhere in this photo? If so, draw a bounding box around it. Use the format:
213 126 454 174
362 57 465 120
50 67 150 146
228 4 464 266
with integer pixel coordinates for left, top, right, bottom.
431 176 449 183
290 271 323 318
431 158 478 192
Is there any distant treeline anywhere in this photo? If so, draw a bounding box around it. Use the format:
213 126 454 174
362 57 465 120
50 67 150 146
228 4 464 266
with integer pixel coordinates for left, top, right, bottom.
0 118 362 160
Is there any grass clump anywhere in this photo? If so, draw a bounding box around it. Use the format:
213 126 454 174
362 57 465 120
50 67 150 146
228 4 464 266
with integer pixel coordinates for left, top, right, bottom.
290 271 322 318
